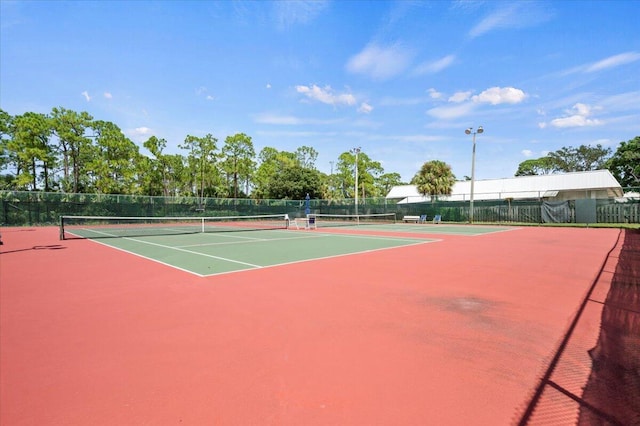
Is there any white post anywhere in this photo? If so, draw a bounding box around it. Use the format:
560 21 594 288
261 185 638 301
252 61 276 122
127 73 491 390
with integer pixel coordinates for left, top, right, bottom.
465 127 483 224
351 147 361 218
470 132 476 223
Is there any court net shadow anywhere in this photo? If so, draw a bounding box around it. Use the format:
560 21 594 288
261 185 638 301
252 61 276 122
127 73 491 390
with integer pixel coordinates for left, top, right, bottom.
517 229 640 425
0 245 67 255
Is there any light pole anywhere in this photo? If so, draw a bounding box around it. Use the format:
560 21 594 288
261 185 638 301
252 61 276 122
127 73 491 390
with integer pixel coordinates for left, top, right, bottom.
329 161 334 197
465 126 483 223
350 147 361 216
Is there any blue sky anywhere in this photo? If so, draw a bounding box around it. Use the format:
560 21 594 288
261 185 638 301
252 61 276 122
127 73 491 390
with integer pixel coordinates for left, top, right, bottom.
1 0 639 182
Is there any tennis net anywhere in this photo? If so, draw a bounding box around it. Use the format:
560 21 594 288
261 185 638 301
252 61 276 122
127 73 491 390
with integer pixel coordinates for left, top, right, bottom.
59 214 290 240
308 213 396 228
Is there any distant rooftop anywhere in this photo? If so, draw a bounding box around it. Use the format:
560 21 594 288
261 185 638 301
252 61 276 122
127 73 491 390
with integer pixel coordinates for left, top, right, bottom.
386 170 623 203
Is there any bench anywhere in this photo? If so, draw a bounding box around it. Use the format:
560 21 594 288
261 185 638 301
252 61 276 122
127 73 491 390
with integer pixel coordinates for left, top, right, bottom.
402 215 426 223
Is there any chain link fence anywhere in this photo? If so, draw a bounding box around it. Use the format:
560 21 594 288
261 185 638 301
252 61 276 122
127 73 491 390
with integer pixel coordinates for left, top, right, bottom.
1 190 638 226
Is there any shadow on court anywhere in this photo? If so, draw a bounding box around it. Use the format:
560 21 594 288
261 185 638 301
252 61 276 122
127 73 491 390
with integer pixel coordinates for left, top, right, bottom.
518 229 640 425
579 229 640 425
0 245 67 255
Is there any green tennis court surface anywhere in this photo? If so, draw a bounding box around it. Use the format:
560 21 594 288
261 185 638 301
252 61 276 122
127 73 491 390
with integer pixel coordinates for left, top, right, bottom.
84 228 436 276
318 222 517 236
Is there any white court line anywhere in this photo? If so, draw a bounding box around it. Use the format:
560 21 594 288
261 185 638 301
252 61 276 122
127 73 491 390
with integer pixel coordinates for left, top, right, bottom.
467 226 522 236
177 233 326 248
78 238 209 277
178 229 426 249
200 238 441 277
302 230 429 243
72 228 441 278
77 228 261 269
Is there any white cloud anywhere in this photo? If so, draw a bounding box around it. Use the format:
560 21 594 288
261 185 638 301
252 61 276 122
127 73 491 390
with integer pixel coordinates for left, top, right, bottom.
472 87 527 105
413 54 455 75
346 43 413 80
449 91 472 103
133 127 152 135
599 90 640 111
427 103 475 120
296 84 356 106
470 5 516 37
586 51 640 72
253 113 343 126
547 103 604 128
254 113 301 125
550 115 601 128
273 0 329 30
266 83 272 89
81 91 91 102
103 92 112 99
126 126 153 142
196 86 215 100
358 102 373 114
425 86 526 122
521 149 533 157
560 52 640 76
469 2 552 38
427 88 442 99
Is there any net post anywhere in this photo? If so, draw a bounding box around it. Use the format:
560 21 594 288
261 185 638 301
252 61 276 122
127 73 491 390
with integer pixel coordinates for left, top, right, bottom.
201 217 205 233
59 216 65 240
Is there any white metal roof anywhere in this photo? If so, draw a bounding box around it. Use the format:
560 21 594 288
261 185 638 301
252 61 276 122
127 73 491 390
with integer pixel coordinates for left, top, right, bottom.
386 170 623 203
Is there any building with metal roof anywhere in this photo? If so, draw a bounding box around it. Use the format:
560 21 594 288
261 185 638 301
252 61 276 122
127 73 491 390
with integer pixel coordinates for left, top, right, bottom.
386 170 623 204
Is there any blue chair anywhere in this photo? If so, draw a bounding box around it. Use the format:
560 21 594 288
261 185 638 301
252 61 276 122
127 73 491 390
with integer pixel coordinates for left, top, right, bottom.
433 215 441 224
419 214 427 223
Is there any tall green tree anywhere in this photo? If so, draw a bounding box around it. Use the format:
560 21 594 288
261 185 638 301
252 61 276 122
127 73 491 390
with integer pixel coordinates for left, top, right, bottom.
220 133 255 198
515 144 612 177
548 144 611 172
336 150 384 199
295 146 318 169
142 136 170 196
411 160 456 201
515 157 557 176
180 134 218 202
89 120 140 194
9 112 55 190
268 165 323 199
376 172 404 196
0 109 12 170
606 136 640 187
163 154 188 196
51 107 94 192
252 147 297 199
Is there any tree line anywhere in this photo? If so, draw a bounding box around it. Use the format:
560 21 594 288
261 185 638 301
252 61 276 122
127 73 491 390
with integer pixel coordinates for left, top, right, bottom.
515 139 639 188
0 107 405 200
1 107 637 201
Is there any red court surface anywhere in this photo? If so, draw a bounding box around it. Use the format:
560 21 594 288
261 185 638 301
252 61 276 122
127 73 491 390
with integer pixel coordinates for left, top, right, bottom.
0 225 626 425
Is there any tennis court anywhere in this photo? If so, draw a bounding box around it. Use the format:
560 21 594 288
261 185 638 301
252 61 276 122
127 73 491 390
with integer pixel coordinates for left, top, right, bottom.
75 231 436 277
1 219 636 425
57 214 520 276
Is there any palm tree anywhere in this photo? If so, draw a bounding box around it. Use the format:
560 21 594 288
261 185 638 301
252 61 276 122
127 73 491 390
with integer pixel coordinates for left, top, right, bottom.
411 160 456 202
